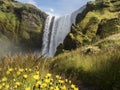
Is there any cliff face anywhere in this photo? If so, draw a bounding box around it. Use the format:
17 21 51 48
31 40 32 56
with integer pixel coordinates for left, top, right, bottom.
61 0 120 52
0 0 47 54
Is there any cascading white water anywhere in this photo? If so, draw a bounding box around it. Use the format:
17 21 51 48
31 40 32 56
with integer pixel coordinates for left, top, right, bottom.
42 5 86 57
49 14 72 57
42 16 53 56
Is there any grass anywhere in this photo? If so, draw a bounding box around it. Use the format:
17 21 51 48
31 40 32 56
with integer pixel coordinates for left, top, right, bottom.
0 67 78 90
49 48 120 90
0 47 120 90
0 54 78 90
0 0 120 89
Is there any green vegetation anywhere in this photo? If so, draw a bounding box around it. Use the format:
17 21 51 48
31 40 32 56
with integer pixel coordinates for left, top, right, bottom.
0 0 47 52
0 47 120 90
0 54 79 90
0 67 78 90
51 1 120 89
62 0 120 52
0 0 120 90
50 49 120 90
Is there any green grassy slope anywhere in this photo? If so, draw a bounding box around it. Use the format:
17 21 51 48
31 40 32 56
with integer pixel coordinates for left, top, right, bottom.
50 48 120 90
51 0 120 89
0 0 120 90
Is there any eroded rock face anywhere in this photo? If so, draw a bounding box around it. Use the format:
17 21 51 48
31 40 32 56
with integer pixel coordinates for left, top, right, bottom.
97 18 120 38
59 0 120 53
19 5 47 48
0 0 47 54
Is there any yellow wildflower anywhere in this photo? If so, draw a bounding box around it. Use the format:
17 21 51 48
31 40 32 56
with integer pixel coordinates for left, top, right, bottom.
69 80 71 84
61 85 67 90
55 86 59 90
35 81 41 88
6 68 13 75
71 84 75 89
25 68 28 71
8 68 13 72
19 68 24 72
65 79 68 82
6 70 11 75
56 75 60 79
59 76 62 79
50 86 54 90
41 83 47 88
44 79 50 83
5 84 9 89
37 81 41 84
0 84 3 89
36 71 40 74
29 69 32 72
33 75 40 80
35 83 39 88
14 85 18 89
45 73 52 78
2 83 5 86
58 80 64 84
25 87 31 90
23 74 28 79
13 79 16 82
50 82 53 85
1 77 7 82
16 71 21 76
74 87 79 90
51 78 53 81
16 82 21 87
47 73 52 77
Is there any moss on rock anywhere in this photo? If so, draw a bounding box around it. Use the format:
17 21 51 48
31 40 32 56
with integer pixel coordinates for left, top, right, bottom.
97 18 120 38
0 0 47 52
61 0 120 53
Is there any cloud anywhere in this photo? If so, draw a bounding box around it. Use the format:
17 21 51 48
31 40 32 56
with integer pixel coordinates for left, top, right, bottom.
46 8 60 17
16 0 37 6
50 8 54 12
40 7 59 17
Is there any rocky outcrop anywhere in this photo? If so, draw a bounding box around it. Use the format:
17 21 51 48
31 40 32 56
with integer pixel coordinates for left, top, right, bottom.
62 0 120 51
0 0 47 54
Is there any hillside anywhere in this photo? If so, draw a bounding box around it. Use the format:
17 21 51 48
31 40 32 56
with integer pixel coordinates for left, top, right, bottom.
52 0 120 89
0 0 120 90
0 0 47 55
60 0 120 53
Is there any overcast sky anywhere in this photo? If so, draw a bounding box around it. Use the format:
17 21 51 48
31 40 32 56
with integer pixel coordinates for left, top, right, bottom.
16 0 94 16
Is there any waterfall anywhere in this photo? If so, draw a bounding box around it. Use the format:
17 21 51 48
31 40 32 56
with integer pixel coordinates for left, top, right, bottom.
42 5 86 57
49 15 72 57
42 16 54 56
